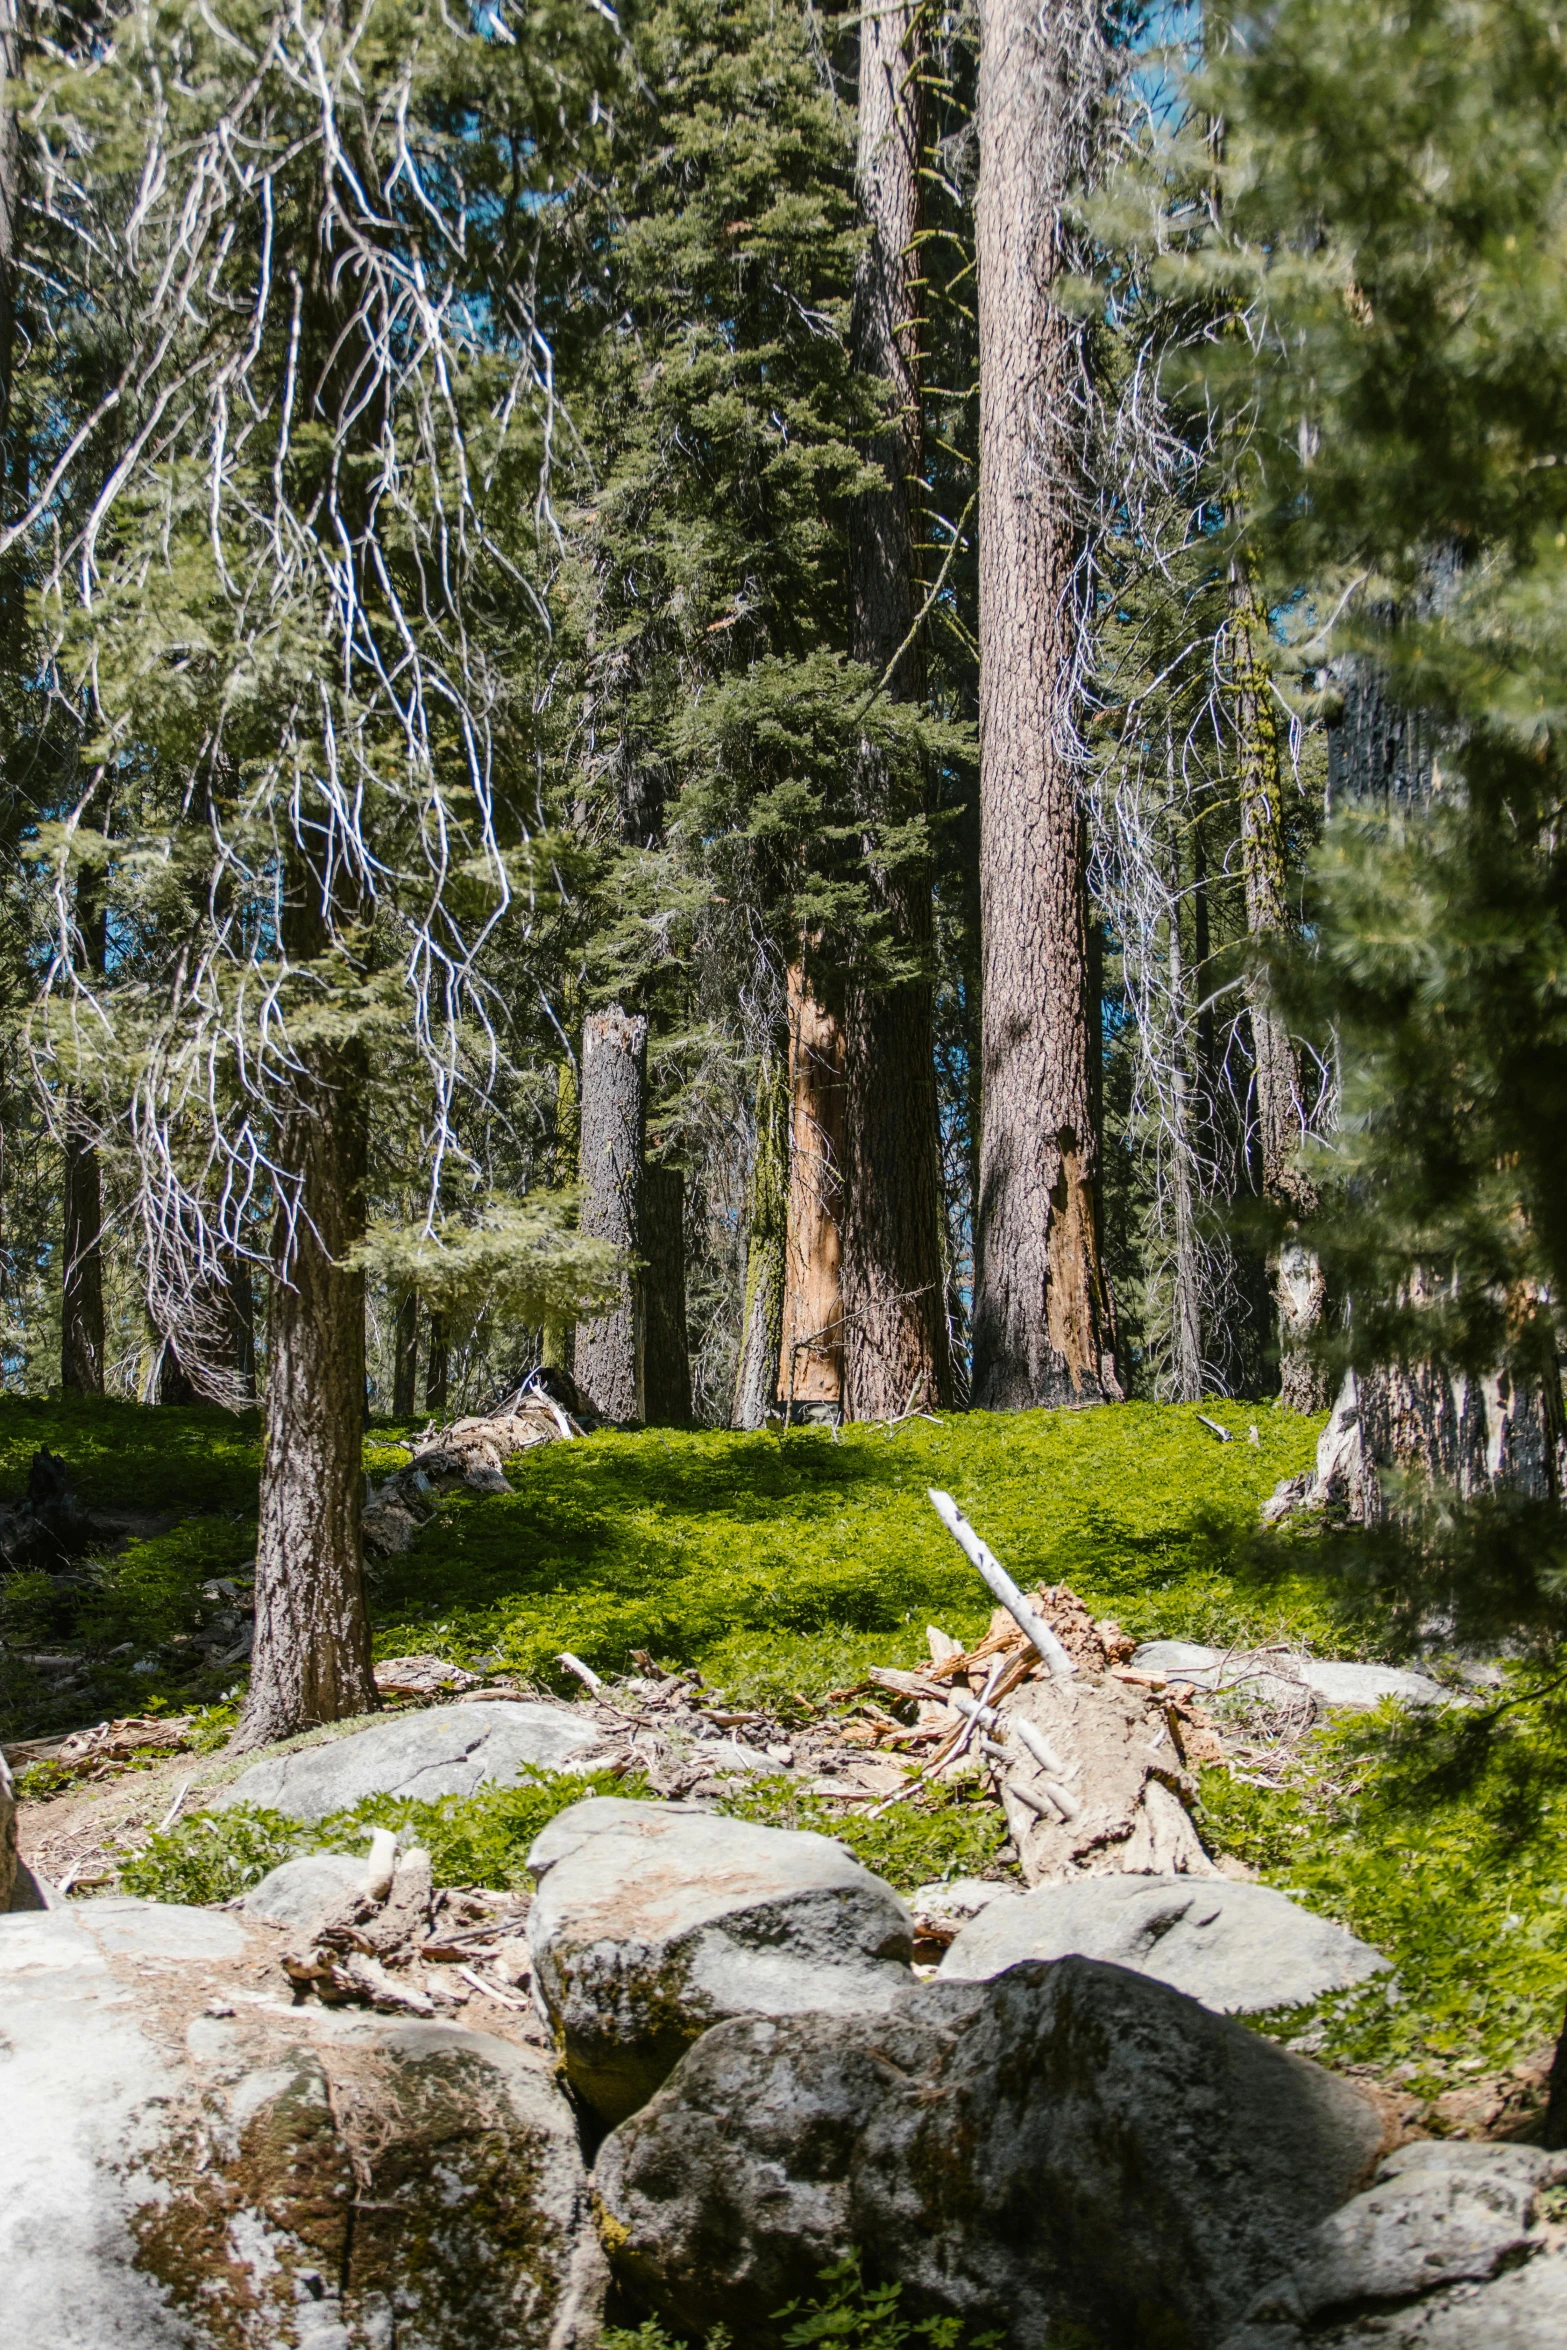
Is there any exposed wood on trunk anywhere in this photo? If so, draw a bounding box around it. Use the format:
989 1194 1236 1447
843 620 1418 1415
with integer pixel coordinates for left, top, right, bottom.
643 1163 692 1425
576 1005 648 1423
778 964 845 1416
392 1289 419 1418
970 0 1117 1413
841 0 951 1421
235 874 377 1750
1229 555 1328 1409
731 1049 787 1430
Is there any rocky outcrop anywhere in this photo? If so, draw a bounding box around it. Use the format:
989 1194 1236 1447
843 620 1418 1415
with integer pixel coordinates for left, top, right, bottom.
595 1954 1388 2350
0 1895 604 2349
1131 1641 1445 1711
526 1797 914 2124
938 1874 1389 2014
218 1699 605 1821
1219 2140 1567 2346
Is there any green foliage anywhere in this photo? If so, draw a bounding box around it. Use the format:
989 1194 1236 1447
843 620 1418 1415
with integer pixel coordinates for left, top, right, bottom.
1200 1672 1567 2090
119 1804 301 1907
603 2253 1002 2350
721 1771 1009 1894
371 1404 1335 1696
345 1195 624 1324
0 1392 261 1517
120 1764 646 1907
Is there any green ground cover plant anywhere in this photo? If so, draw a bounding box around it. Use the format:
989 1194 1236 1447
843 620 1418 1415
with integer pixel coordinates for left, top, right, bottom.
369 1400 1335 1699
20 1389 1567 2107
1201 1673 1567 2091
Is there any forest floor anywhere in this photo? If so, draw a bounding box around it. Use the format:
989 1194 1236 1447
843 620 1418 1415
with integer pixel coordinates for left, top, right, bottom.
4 1389 1566 2130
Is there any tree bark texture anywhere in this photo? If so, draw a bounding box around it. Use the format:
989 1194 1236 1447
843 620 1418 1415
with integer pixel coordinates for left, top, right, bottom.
393 1289 419 1418
61 819 108 1395
227 1256 256 1404
236 885 376 1750
1230 557 1329 1411
732 1050 787 1430
1288 1345 1567 1528
778 964 846 1416
60 1118 105 1393
840 0 951 1420
425 1312 449 1415
576 1005 647 1422
970 0 1117 1413
642 1164 692 1425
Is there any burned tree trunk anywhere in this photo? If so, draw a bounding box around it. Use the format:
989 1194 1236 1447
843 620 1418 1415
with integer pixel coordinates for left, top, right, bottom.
234 879 377 1750
643 1163 692 1425
732 1051 787 1430
1229 557 1329 1410
576 1005 647 1423
970 0 1117 1413
392 1290 419 1418
778 965 846 1419
840 0 951 1421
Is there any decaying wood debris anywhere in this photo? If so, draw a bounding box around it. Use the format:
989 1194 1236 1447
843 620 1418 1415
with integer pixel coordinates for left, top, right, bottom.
278 1844 543 2026
363 1371 601 1554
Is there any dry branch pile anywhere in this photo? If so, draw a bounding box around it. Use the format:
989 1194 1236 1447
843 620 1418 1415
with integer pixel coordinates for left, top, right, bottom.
363 1374 599 1555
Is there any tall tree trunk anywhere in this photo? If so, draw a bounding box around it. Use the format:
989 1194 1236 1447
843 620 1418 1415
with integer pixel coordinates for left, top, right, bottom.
840 0 951 1421
643 1163 692 1425
732 1049 787 1430
227 1256 256 1404
392 1290 419 1418
235 882 376 1750
61 848 107 1395
60 1118 104 1393
1165 838 1204 1403
424 1311 449 1415
970 0 1117 1412
1229 555 1329 1410
576 1005 647 1422
778 964 846 1418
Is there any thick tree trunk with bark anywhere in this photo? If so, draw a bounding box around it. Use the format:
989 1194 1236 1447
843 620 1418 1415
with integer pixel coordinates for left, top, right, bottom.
732 1050 787 1429
643 1164 692 1425
235 886 376 1750
778 965 846 1417
393 1290 419 1418
970 0 1117 1413
227 1257 256 1404
60 1121 104 1393
1230 557 1329 1410
840 0 951 1420
576 1005 647 1422
424 1313 449 1415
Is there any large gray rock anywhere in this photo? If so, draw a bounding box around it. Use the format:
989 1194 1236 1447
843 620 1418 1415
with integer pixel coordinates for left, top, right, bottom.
0 1895 604 2348
218 1699 603 1822
526 1796 914 2124
1131 1641 1445 1710
596 1955 1387 2350
1221 2141 1567 2347
239 1849 372 1930
939 1871 1389 2013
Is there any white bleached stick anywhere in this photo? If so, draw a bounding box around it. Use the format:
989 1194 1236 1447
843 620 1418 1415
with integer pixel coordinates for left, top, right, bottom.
926 1491 1076 1678
557 1652 603 1695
